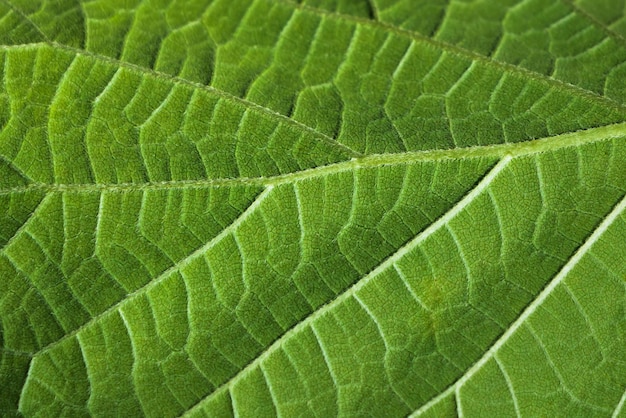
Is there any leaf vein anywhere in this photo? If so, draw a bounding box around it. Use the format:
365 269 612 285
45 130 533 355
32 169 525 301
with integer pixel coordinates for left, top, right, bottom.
182 156 512 416
49 42 362 159
409 188 626 417
2 122 625 197
2 0 49 42
561 0 626 48
27 186 274 359
277 0 626 111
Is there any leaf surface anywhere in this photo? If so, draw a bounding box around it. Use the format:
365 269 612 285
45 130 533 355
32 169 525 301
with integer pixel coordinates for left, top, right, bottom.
0 0 625 417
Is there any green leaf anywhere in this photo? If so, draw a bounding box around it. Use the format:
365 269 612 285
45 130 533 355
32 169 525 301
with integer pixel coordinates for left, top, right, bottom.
1 0 625 416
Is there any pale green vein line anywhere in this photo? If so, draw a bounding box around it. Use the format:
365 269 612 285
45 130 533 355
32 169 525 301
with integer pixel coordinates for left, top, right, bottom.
562 0 626 47
2 0 49 42
394 264 430 312
310 323 341 412
354 293 413 410
0 194 49 253
562 284 604 356
94 192 105 253
0 42 47 51
118 309 145 414
409 189 626 417
259 364 280 416
613 387 626 418
455 390 464 418
182 156 512 417
311 323 342 410
3 121 626 196
47 42 362 159
526 323 609 413
278 0 626 111
0 152 35 184
28 186 274 358
293 184 305 257
495 355 521 418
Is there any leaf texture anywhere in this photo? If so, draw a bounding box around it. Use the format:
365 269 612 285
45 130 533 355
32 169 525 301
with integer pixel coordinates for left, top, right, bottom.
0 0 625 417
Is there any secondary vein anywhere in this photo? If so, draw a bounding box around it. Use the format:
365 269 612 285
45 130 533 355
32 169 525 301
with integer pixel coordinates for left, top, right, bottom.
27 186 274 358
277 0 626 113
2 121 625 196
56 41 362 158
409 189 626 417
561 0 626 48
182 156 511 416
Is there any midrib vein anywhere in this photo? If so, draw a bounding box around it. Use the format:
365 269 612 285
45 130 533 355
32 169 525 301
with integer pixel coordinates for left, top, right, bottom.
3 121 626 196
28 186 274 358
182 156 511 416
277 0 626 112
409 189 626 417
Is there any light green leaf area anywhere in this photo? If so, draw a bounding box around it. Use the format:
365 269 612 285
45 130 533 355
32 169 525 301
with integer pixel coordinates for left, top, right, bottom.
0 0 625 416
